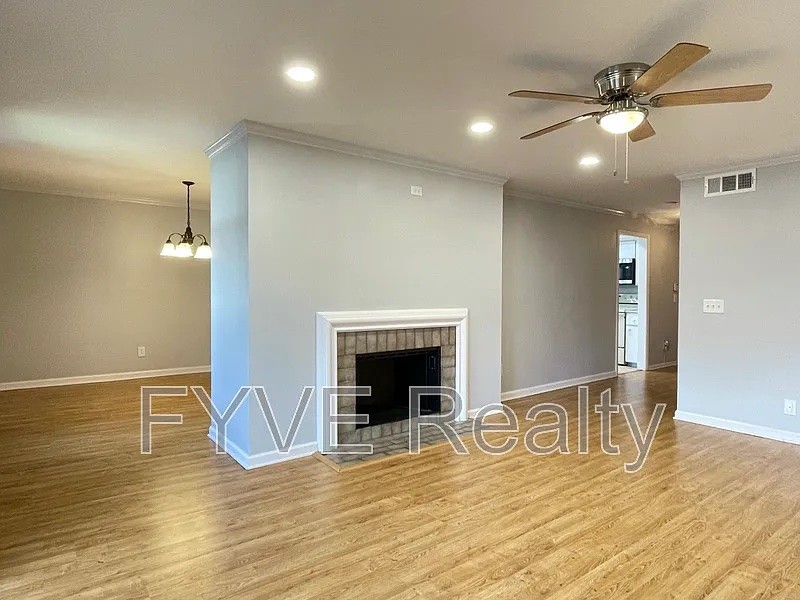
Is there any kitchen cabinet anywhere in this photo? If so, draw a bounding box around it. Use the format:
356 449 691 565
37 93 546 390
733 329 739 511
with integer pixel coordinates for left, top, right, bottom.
617 313 626 364
625 313 639 365
618 310 639 367
619 240 637 260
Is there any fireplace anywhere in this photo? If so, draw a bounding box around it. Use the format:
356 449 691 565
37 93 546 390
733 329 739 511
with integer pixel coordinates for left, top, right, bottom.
356 346 441 428
315 308 469 450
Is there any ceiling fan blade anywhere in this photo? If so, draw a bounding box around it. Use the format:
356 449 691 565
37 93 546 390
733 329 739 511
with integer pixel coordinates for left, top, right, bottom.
628 42 710 95
649 83 772 107
520 112 601 140
509 90 601 104
629 119 655 142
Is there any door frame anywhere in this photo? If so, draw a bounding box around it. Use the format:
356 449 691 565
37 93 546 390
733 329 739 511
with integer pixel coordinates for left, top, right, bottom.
615 230 650 372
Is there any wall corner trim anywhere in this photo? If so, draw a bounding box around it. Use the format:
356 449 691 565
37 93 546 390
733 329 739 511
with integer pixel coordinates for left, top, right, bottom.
0 186 210 211
503 189 629 217
204 121 249 159
674 411 800 445
646 361 677 371
674 153 800 181
205 120 508 185
207 428 317 470
0 366 211 391
500 371 618 402
467 407 505 419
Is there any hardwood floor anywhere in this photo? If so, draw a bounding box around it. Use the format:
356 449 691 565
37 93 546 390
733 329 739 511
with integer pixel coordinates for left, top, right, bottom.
1 369 798 599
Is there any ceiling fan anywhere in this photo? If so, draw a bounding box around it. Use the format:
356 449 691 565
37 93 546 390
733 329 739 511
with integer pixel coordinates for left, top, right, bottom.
510 42 772 142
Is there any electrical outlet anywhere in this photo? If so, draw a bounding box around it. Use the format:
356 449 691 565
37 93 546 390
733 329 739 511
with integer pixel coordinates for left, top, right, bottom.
663 340 670 352
410 185 423 197
785 399 797 416
703 299 725 314
137 346 146 358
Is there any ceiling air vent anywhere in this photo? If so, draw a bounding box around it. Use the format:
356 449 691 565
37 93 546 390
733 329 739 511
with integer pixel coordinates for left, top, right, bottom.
704 168 756 197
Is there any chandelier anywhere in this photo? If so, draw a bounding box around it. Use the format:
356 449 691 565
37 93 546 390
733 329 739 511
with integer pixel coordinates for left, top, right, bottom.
160 180 211 259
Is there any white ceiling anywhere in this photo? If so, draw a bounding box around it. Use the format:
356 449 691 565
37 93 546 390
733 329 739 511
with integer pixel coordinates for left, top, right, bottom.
2 0 799 218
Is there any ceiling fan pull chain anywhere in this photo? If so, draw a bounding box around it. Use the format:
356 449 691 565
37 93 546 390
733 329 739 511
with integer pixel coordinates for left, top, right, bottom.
613 134 618 177
624 135 630 185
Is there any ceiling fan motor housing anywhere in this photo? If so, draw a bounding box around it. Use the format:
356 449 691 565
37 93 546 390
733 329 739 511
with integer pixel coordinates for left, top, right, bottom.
594 62 651 99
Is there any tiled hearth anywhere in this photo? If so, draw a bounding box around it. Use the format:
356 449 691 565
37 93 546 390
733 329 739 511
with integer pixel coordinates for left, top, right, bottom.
336 326 457 444
317 419 476 470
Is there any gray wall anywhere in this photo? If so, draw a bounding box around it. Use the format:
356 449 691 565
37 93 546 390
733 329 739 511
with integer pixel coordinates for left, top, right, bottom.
502 194 679 393
209 137 251 450
0 189 210 383
678 162 800 435
210 133 505 455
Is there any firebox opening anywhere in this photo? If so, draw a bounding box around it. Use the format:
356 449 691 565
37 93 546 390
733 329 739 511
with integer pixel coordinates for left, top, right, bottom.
355 346 441 429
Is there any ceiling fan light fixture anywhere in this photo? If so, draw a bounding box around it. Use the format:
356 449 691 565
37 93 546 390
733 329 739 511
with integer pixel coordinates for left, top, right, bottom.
598 100 648 135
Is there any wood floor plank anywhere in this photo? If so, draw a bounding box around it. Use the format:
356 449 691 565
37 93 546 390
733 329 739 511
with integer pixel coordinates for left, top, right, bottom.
1 369 798 598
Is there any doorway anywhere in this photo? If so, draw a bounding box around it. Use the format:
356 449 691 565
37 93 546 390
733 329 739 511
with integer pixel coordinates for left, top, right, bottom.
616 232 648 373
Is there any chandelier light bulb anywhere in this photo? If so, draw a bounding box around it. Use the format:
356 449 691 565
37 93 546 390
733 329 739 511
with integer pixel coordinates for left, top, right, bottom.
175 242 193 257
194 243 212 260
160 241 176 257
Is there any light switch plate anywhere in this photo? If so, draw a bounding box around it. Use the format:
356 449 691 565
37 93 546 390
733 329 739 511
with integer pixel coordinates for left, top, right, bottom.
410 185 423 197
785 399 797 416
703 299 725 314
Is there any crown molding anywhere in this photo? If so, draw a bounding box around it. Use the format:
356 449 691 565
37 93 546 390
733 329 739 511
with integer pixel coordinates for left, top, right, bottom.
0 185 210 210
204 121 249 159
641 212 680 227
675 153 800 181
205 120 508 186
503 188 629 217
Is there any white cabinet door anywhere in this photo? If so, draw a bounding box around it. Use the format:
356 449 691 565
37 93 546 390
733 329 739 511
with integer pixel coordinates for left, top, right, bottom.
617 313 626 365
625 325 639 365
619 240 636 260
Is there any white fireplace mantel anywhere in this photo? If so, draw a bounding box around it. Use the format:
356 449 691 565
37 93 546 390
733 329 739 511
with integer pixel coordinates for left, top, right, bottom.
315 308 469 451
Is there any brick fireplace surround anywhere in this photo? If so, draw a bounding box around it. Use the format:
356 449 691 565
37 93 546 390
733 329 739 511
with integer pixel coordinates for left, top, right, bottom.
336 326 457 444
315 309 469 452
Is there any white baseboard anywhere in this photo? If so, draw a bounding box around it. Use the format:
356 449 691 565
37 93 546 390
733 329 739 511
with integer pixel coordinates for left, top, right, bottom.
500 371 618 402
467 407 506 419
0 366 211 392
207 428 317 470
674 410 800 445
647 361 677 371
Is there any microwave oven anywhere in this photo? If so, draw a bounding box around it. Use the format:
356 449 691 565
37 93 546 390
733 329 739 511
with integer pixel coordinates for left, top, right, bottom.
619 259 636 285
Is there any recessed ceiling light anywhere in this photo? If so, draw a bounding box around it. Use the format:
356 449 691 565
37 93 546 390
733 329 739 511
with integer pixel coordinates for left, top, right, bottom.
286 65 317 83
470 121 495 135
579 155 601 167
